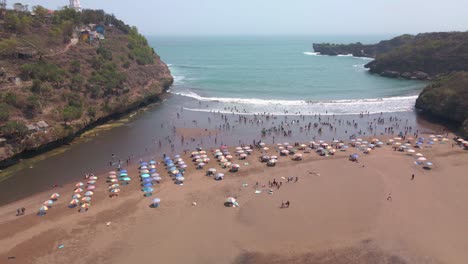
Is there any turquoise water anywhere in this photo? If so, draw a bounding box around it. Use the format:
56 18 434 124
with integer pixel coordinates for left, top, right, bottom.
149 36 425 115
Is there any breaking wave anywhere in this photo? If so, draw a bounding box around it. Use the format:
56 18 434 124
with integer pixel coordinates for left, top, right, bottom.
173 90 418 115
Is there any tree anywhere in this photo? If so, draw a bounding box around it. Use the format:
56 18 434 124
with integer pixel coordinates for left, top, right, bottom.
0 38 17 57
0 121 28 139
70 59 81 74
0 103 10 122
4 13 20 32
33 5 49 21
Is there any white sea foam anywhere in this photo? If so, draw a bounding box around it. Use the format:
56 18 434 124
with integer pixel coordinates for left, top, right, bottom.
173 90 418 115
337 54 353 57
303 51 321 56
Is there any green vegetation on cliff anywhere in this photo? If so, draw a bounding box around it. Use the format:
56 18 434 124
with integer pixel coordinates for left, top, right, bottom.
0 7 173 164
314 32 468 79
416 72 468 137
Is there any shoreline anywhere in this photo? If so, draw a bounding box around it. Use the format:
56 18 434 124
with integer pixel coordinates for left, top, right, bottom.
1 133 467 263
0 106 448 207
0 91 171 170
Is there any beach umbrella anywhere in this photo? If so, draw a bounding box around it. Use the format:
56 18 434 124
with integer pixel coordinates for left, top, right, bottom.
140 165 148 170
87 185 96 190
88 180 97 184
232 164 240 168
70 199 79 205
243 146 251 150
119 173 128 176
203 158 210 162
89 176 98 180
152 198 161 207
208 168 217 173
120 169 128 173
153 176 162 181
142 187 153 193
140 174 150 178
235 147 242 150
50 193 60 199
176 176 185 182
81 197 92 202
149 169 157 173
81 203 90 209
75 182 84 187
180 164 188 169
44 200 54 206
171 169 180 175
142 182 153 187
72 194 82 199
417 157 427 161
198 162 206 167
85 191 94 196
120 177 131 181
109 183 120 188
226 197 236 204
110 188 120 193
140 169 149 174
141 161 149 166
151 173 160 177
424 162 433 167
415 153 423 157
149 165 156 169
109 171 117 175
108 175 117 179
240 153 247 158
149 160 157 165
215 173 224 180
74 188 83 193
39 206 49 212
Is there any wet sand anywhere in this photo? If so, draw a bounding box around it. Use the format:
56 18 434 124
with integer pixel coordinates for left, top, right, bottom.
0 93 445 205
1 135 467 264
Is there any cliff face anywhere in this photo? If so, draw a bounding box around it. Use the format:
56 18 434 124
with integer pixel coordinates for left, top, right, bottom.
0 8 173 167
313 32 468 80
415 72 468 137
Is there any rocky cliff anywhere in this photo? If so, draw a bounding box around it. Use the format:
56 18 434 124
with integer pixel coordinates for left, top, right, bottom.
313 32 468 80
0 7 173 167
415 72 468 137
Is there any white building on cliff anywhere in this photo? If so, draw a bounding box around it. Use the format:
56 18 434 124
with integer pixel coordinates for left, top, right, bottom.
69 0 81 12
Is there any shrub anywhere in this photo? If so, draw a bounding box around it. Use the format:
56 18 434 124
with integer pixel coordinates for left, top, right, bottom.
97 46 113 61
62 105 82 121
0 121 28 139
0 103 10 122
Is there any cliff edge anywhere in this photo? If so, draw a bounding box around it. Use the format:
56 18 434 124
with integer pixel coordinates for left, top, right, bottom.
0 7 173 167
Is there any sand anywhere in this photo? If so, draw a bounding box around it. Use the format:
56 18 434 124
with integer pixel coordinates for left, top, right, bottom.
0 135 467 264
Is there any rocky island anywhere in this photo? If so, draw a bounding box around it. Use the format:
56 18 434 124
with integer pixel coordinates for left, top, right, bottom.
0 7 173 167
314 32 468 137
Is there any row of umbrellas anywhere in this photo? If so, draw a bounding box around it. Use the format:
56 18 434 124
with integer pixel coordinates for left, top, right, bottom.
140 160 159 195
191 149 209 169
164 155 185 185
38 192 61 214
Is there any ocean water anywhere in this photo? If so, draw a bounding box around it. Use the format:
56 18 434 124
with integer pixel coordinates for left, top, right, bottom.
149 35 425 115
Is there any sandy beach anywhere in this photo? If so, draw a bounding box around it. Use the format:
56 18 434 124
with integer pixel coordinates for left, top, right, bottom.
1 133 467 264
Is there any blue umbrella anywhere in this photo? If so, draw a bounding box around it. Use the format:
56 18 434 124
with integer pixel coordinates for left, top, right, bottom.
140 162 148 166
142 178 153 183
142 187 154 193
168 167 177 171
149 169 157 173
142 182 153 187
351 154 359 159
153 176 162 181
175 173 182 177
120 177 131 181
119 173 128 176
174 155 181 158
167 163 175 167
120 169 127 173
150 160 156 165
428 141 434 145
140 174 150 178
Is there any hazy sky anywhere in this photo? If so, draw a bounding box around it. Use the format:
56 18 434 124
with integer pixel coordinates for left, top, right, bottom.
11 0 468 36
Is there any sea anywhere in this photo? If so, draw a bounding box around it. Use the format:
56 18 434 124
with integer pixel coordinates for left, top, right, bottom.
150 35 425 115
0 35 432 205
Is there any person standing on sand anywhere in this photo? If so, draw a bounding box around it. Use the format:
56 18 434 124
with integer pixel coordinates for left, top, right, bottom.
387 193 392 201
411 174 415 180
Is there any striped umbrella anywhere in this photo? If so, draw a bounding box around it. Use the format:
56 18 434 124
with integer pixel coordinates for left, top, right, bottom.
50 193 60 199
81 197 92 202
72 194 82 199
69 199 79 205
43 200 54 206
85 191 94 196
74 188 83 193
75 182 84 187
